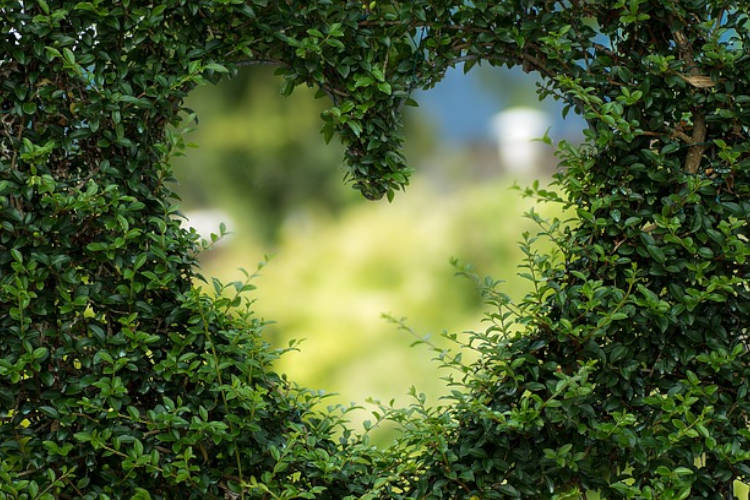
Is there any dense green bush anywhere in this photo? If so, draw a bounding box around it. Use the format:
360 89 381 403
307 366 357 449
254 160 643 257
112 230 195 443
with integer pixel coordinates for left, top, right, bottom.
1 1 747 498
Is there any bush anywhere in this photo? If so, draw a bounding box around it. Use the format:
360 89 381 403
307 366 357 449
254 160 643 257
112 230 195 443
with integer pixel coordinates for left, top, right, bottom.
1 1 747 498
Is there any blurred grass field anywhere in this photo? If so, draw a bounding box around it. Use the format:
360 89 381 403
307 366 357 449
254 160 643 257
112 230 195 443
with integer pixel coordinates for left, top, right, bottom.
196 176 563 434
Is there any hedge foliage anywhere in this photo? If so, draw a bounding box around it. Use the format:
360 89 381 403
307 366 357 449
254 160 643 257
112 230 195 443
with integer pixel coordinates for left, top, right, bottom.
1 0 748 498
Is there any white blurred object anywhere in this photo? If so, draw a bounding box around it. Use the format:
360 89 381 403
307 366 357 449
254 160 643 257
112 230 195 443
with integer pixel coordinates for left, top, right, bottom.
490 107 550 174
182 209 234 248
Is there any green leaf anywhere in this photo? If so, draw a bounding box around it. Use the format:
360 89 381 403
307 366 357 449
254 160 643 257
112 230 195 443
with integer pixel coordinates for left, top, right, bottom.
609 345 628 363
33 347 49 360
10 248 22 263
205 62 229 73
646 244 666 263
697 247 714 259
23 102 38 114
39 406 58 418
347 121 362 137
131 488 153 500
62 47 76 65
376 82 392 95
73 432 92 442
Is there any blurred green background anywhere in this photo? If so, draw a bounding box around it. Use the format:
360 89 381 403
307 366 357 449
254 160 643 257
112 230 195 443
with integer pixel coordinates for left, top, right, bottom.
171 65 575 435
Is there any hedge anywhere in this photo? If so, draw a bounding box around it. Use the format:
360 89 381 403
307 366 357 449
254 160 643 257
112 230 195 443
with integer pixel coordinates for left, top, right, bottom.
1 1 748 498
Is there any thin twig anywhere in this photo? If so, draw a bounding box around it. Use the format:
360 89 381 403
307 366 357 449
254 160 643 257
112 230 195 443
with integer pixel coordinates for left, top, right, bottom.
234 58 281 67
639 128 693 144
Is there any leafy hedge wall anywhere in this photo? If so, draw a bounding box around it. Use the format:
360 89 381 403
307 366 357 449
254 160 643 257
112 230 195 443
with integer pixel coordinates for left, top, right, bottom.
1 1 748 498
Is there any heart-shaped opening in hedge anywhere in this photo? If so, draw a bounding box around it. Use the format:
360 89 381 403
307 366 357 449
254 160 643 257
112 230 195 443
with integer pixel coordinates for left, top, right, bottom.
170 62 592 443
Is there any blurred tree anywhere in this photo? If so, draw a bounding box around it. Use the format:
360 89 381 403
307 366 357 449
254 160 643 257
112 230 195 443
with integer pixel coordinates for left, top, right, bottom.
476 66 543 109
173 66 439 242
173 66 354 241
